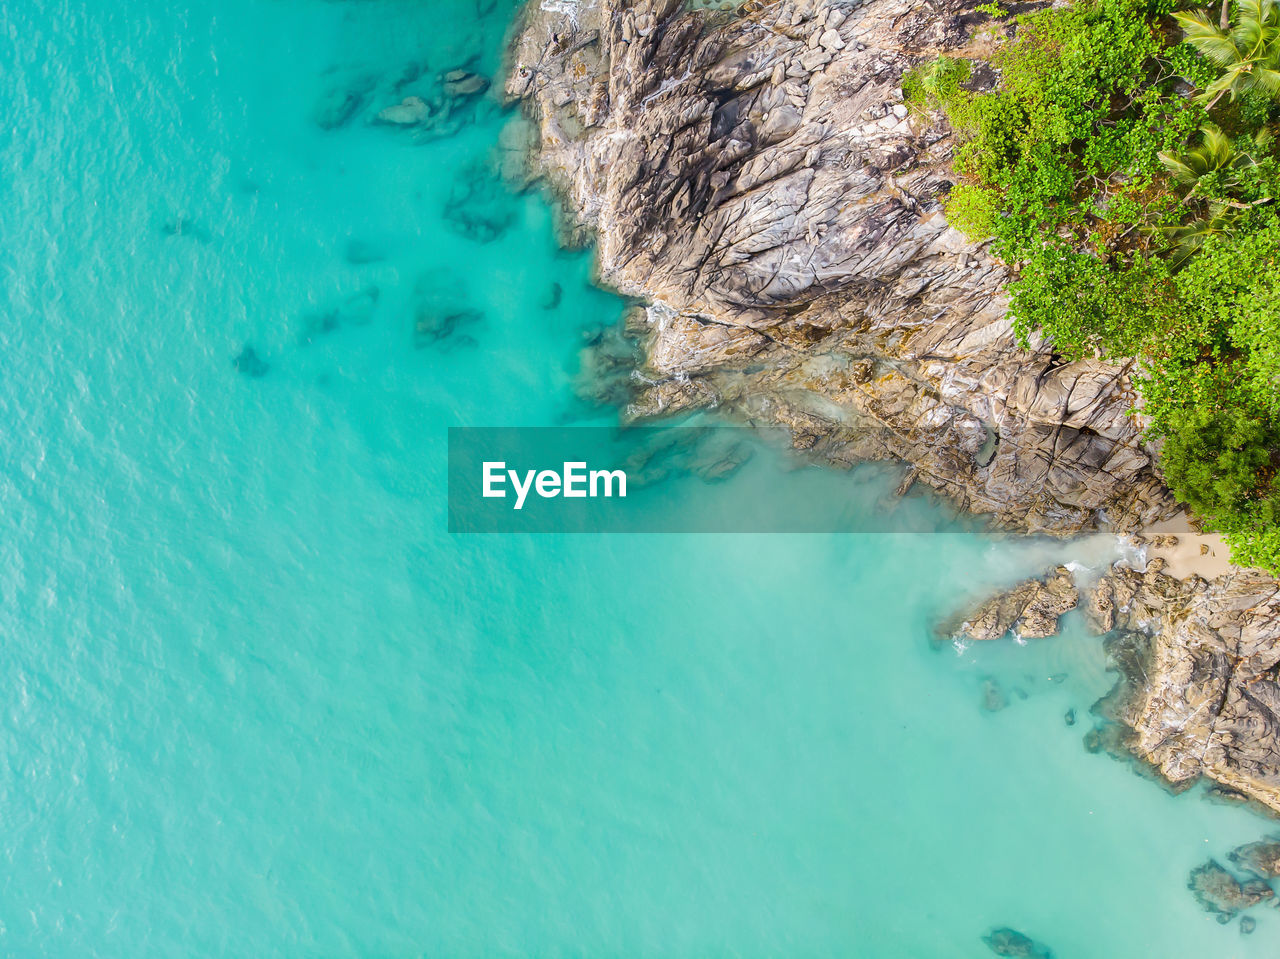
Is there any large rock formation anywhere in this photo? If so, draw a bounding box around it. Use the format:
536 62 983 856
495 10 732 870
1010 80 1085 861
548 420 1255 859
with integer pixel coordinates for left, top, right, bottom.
504 0 1280 808
505 0 1175 534
944 565 1078 641
1186 860 1275 923
1089 563 1280 813
1229 839 1280 878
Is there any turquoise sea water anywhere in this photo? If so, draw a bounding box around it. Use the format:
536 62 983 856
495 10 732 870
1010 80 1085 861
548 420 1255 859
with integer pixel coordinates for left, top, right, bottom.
3 1 1280 956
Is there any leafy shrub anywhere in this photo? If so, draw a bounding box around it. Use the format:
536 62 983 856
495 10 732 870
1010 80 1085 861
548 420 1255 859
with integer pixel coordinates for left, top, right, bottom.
1157 400 1280 569
945 184 1002 239
923 0 1280 571
902 56 973 121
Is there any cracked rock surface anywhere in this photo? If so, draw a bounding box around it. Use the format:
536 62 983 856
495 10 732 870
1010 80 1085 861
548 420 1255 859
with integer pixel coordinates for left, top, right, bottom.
1089 563 1280 813
506 0 1280 809
943 566 1079 641
1187 860 1274 923
506 0 1174 535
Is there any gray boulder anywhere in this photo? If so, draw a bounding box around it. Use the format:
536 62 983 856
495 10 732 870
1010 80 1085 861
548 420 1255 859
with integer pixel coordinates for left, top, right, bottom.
1188 860 1274 922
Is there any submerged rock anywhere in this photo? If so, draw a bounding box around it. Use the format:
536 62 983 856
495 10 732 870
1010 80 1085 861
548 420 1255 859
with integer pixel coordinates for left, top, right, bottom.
496 116 542 190
1064 708 1076 727
298 289 379 343
415 308 483 348
161 215 211 243
301 309 340 342
1229 840 1280 878
619 427 753 489
443 160 515 243
539 281 563 310
1083 723 1124 755
1205 784 1255 806
364 63 493 141
1187 860 1274 922
982 927 1053 958
443 69 489 98
376 95 431 126
574 319 645 409
410 272 483 348
944 567 1078 641
232 345 269 378
299 287 380 344
1241 915 1257 935
314 73 377 130
980 678 1007 713
1093 630 1153 729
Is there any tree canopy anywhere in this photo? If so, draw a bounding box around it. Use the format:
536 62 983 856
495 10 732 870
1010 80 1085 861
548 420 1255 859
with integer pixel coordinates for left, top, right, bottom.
909 0 1280 571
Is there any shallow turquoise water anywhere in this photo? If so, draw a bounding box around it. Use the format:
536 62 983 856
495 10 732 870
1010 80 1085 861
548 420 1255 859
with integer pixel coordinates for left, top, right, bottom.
3 1 1280 956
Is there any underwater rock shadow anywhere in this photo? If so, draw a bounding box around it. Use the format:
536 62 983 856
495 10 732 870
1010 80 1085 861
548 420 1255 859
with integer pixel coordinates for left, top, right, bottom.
571 314 647 412
612 425 755 490
1187 860 1274 923
233 345 269 378
983 927 1053 958
442 157 517 243
298 286 380 346
315 44 493 144
979 676 1008 713
410 269 484 351
1229 838 1280 878
160 214 213 244
313 69 379 130
539 281 562 310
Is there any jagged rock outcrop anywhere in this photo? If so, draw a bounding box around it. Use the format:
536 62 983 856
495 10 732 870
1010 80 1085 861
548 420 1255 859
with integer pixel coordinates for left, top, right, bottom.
506 0 1175 535
944 566 1078 641
1229 839 1280 878
1090 564 1280 813
504 0 1280 808
1187 860 1274 922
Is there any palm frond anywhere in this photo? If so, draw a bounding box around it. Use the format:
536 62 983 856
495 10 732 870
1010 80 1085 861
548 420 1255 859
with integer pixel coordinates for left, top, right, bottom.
1178 11 1245 64
1160 209 1241 266
1253 65 1280 93
1201 68 1245 101
1202 122 1234 162
1159 151 1200 184
1240 0 1266 21
1232 6 1267 48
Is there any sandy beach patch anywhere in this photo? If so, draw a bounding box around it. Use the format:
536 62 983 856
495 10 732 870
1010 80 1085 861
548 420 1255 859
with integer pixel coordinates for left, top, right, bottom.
1140 511 1234 580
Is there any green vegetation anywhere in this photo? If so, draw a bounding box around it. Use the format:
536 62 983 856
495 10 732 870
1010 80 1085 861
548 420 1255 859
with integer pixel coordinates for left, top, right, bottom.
919 0 1280 571
902 56 973 119
1175 0 1280 106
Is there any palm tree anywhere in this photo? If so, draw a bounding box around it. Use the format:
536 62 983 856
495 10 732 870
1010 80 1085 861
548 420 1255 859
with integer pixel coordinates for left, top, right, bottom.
1158 122 1272 192
1159 200 1244 264
1175 0 1280 107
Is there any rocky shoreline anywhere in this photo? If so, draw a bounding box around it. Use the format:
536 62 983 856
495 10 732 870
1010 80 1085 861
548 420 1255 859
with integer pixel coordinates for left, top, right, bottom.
502 0 1280 811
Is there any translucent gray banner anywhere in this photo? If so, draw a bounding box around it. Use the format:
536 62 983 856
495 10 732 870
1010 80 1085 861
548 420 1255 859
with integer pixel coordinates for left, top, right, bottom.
448 426 958 533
